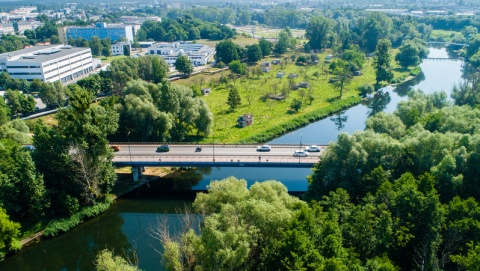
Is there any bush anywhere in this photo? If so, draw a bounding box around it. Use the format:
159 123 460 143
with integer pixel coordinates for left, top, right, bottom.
359 84 375 97
216 61 225 68
43 195 114 237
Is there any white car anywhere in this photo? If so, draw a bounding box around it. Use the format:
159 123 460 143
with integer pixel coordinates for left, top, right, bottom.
293 150 308 157
305 145 321 152
257 145 271 152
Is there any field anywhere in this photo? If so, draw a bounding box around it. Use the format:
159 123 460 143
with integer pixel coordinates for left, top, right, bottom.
234 25 306 40
430 29 460 42
173 49 412 143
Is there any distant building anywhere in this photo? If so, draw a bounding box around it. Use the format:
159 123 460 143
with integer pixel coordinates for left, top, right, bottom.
119 16 161 25
0 44 93 83
111 42 131 56
147 41 215 66
58 22 134 44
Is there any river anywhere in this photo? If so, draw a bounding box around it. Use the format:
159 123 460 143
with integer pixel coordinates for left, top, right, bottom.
0 48 465 271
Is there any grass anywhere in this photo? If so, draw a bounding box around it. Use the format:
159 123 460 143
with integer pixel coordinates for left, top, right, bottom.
95 55 128 64
430 30 460 42
173 50 412 143
234 25 306 40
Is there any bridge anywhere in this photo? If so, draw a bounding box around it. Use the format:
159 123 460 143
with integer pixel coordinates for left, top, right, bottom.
112 143 326 171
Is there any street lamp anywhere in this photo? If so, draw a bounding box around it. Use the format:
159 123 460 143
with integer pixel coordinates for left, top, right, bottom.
127 131 132 164
212 134 215 162
299 134 303 163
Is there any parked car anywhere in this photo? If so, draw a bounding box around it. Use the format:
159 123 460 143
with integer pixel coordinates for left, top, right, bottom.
293 150 308 157
257 145 271 152
110 145 120 152
305 145 321 152
156 145 170 152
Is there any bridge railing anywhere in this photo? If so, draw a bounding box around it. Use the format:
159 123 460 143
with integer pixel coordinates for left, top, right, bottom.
113 155 320 164
110 142 329 149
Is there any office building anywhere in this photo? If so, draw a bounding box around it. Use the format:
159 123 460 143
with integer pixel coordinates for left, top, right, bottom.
147 41 215 66
0 44 93 83
58 22 134 44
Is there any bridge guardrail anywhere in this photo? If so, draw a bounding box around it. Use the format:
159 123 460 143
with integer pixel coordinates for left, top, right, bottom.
110 142 328 149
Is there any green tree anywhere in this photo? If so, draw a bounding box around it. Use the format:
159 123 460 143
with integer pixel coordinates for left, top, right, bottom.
0 97 10 125
290 98 302 112
274 30 290 55
56 86 119 204
95 249 141 271
0 207 21 260
227 87 241 111
359 12 393 52
228 60 247 75
174 55 193 75
258 37 272 57
306 16 333 50
38 81 66 108
215 39 242 65
331 59 353 98
89 36 102 56
0 139 48 221
4 89 35 116
373 39 394 85
395 41 428 69
246 44 262 64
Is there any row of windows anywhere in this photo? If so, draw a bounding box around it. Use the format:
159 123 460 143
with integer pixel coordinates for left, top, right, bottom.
7 65 41 69
10 72 42 75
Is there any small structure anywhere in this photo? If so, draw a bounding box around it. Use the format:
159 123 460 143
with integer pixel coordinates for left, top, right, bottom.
237 114 254 128
288 73 298 79
276 72 285 78
299 82 310 88
291 84 300 90
201 88 211 96
261 66 271 72
261 61 271 67
325 54 333 62
272 59 281 65
269 95 285 100
353 70 362 76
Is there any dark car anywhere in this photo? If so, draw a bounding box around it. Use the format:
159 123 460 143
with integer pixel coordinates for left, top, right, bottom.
156 145 170 152
195 147 202 152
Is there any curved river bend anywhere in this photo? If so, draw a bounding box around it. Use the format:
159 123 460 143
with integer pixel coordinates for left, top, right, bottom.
0 48 464 271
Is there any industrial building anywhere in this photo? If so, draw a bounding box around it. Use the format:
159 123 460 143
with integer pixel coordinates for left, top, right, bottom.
0 44 93 83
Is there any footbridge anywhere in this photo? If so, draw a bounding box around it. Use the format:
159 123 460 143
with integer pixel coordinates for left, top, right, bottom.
112 143 326 169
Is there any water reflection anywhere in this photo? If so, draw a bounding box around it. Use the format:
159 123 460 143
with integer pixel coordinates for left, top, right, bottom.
367 90 392 117
330 111 349 130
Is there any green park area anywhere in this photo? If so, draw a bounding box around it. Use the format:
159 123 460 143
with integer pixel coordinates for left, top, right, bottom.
173 48 414 143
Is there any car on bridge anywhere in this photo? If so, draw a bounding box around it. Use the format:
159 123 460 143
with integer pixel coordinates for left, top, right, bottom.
110 145 120 152
293 150 308 157
305 145 321 152
156 145 170 152
256 145 271 152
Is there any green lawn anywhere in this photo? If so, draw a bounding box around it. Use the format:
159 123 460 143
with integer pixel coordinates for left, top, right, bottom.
95 55 128 63
173 50 412 143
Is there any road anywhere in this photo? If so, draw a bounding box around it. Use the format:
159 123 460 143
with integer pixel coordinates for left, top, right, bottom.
114 144 324 158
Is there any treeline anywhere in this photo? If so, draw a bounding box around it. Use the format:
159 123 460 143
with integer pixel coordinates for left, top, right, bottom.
138 15 236 42
0 35 31 54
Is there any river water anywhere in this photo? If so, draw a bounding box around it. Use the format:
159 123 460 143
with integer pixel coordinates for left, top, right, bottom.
0 48 465 271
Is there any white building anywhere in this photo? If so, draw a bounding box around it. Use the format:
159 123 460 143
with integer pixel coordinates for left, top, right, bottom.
0 44 93 83
119 16 161 25
147 42 215 66
111 42 131 56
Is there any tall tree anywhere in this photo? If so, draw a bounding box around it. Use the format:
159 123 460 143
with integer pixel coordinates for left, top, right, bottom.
331 59 353 98
246 44 262 64
227 87 241 111
305 16 333 50
89 36 102 56
258 37 272 57
373 39 394 85
56 86 119 204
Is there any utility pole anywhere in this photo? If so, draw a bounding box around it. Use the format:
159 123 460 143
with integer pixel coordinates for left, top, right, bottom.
127 131 132 164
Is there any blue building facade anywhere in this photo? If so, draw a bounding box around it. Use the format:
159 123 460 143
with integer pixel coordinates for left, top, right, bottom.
59 22 134 44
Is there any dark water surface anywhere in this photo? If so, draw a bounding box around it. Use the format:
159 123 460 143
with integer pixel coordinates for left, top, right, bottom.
0 48 464 271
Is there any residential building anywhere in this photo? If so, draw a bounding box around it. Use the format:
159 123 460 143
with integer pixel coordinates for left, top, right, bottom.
119 16 161 25
111 42 131 56
0 44 93 83
147 41 215 66
58 22 134 44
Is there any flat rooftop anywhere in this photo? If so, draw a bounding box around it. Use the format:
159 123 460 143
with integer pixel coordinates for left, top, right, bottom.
5 45 90 64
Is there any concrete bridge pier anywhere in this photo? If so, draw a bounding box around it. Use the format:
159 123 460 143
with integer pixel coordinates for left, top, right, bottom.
131 166 145 182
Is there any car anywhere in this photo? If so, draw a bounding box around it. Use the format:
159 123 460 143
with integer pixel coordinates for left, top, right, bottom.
24 145 35 151
305 145 321 152
110 145 120 152
156 145 170 152
293 150 308 157
257 145 271 152
195 146 202 152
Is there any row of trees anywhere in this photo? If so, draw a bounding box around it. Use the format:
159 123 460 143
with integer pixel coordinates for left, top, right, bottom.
139 15 236 42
